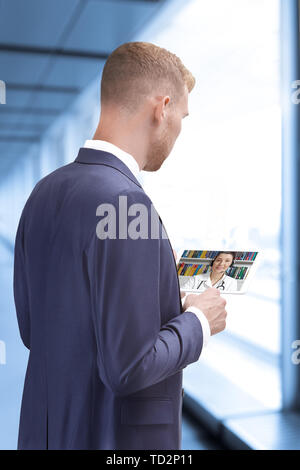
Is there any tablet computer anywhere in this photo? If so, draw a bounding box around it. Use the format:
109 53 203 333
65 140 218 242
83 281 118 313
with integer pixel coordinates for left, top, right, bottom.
176 249 260 294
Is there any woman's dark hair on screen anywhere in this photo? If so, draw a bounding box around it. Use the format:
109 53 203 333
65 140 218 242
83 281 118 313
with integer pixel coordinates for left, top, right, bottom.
209 251 236 269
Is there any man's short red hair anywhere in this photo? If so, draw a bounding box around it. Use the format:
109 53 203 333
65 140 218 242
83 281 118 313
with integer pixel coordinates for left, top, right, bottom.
100 41 195 112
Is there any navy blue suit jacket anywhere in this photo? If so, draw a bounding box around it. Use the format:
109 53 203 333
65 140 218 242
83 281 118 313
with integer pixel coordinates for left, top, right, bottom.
13 148 203 450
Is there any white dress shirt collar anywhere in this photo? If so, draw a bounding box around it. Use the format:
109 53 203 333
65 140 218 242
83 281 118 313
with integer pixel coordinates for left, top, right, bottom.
83 139 140 180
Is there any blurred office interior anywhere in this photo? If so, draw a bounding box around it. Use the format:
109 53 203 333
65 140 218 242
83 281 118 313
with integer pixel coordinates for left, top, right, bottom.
0 0 299 450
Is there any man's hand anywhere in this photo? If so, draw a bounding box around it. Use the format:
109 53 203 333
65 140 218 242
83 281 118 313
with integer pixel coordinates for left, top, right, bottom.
182 288 227 336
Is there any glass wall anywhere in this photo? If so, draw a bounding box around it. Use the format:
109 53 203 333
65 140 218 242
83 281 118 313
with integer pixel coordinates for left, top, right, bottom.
137 0 282 410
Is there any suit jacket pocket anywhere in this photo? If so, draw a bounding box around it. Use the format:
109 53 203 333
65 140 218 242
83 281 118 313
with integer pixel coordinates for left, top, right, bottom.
121 397 174 425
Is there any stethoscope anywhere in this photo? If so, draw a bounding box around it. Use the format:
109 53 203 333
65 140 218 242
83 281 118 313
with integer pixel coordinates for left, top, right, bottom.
196 278 226 291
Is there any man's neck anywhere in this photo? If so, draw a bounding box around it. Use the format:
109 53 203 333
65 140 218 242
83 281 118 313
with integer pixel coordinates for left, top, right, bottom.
93 125 146 171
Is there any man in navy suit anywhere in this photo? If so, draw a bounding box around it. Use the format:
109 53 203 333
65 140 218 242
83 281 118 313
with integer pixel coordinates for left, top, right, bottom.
13 42 227 450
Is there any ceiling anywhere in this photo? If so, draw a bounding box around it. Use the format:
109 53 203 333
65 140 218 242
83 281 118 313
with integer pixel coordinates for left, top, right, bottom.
0 0 164 169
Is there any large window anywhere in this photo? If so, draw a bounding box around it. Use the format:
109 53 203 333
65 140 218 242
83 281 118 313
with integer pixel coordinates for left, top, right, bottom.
138 0 281 409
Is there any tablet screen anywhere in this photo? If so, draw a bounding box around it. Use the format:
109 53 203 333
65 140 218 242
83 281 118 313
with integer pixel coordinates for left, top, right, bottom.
177 249 260 294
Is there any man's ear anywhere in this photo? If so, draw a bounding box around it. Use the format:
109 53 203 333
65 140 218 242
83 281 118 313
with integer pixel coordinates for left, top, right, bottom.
153 95 170 123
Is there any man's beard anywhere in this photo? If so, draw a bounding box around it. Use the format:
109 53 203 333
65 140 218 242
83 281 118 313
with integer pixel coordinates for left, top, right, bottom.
143 122 173 172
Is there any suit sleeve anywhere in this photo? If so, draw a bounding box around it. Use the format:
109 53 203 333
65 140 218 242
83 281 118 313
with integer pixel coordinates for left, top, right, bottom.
86 189 203 396
13 210 31 349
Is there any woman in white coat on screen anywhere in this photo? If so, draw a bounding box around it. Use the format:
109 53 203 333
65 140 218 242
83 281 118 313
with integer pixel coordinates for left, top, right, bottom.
180 251 239 292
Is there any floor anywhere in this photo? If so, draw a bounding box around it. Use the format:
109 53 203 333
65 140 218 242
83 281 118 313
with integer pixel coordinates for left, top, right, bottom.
181 408 225 450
